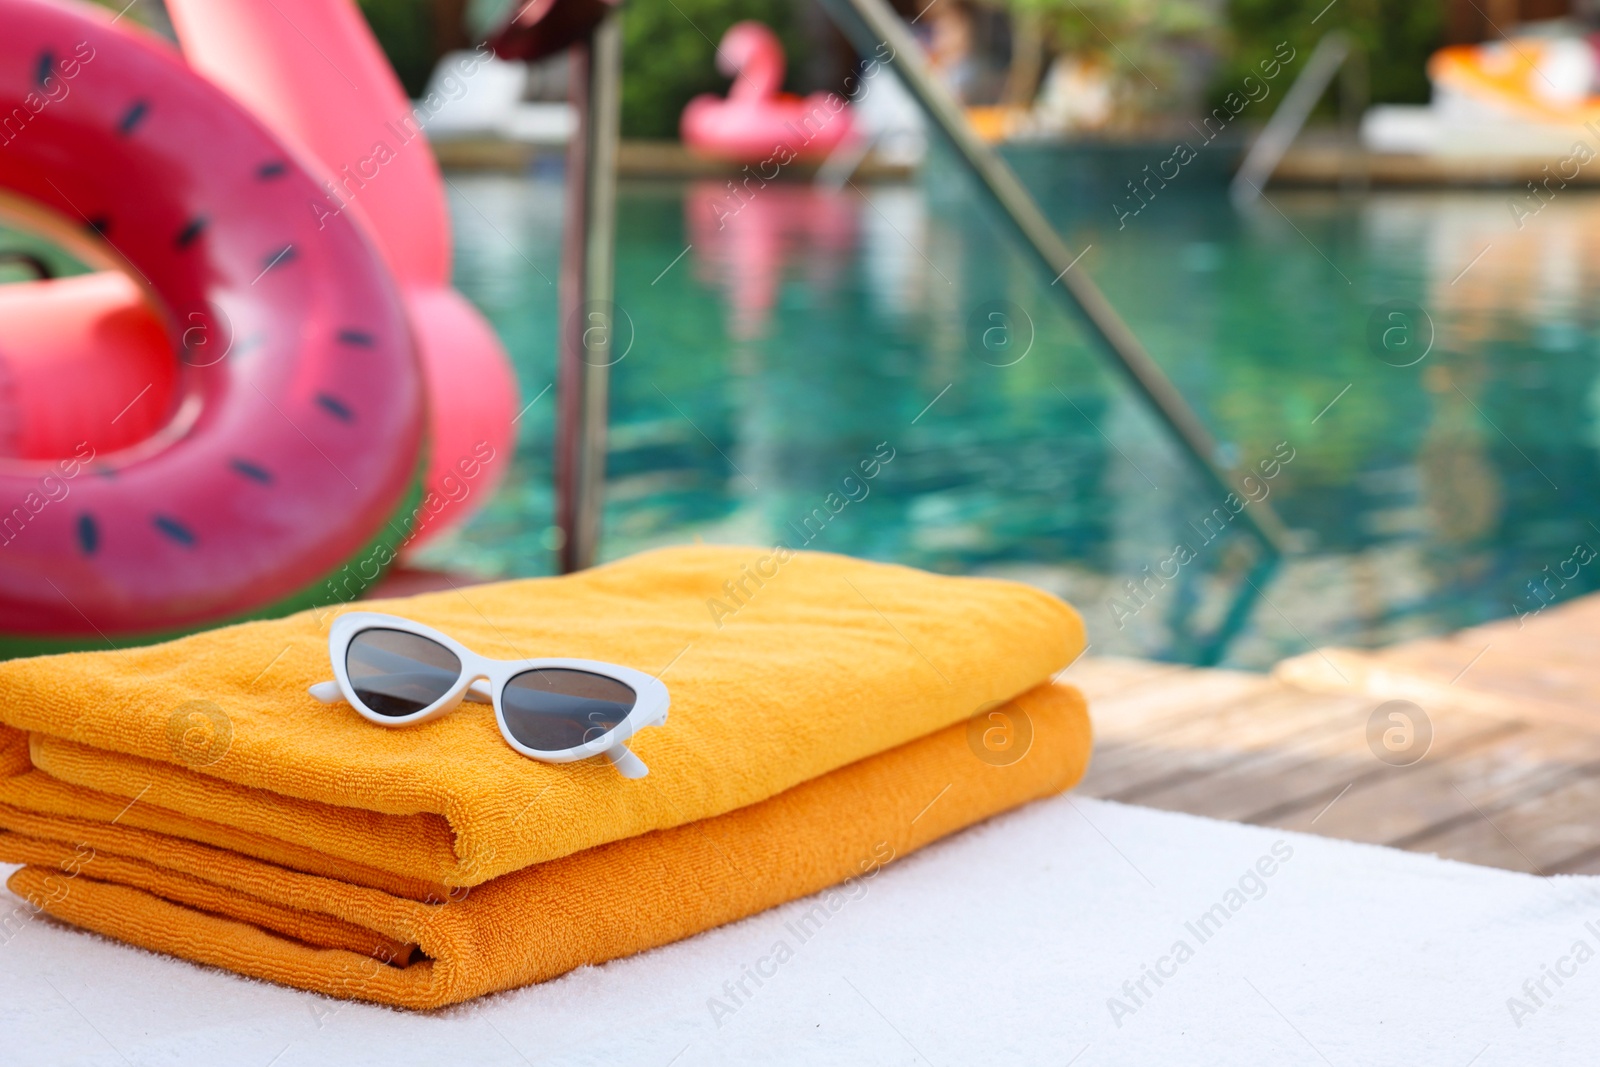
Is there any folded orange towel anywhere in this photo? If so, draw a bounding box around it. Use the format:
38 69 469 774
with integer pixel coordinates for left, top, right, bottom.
0 683 1090 1009
0 546 1082 886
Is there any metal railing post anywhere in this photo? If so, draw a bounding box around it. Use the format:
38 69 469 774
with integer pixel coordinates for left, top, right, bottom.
1230 32 1351 206
553 12 622 572
817 0 1290 554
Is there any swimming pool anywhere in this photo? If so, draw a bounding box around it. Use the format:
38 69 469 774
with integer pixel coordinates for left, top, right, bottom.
428 146 1600 668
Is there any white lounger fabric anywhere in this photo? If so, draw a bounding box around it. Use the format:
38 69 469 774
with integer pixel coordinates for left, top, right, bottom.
1 796 1591 1064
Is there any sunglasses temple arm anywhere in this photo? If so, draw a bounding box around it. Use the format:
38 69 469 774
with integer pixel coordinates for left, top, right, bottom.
604 744 649 779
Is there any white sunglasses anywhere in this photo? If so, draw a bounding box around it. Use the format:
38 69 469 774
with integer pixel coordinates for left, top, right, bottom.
308 612 669 778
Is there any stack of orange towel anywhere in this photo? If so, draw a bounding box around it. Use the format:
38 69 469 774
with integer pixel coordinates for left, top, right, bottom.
0 546 1090 1008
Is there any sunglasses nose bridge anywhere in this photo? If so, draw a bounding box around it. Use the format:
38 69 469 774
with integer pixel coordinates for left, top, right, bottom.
464 675 495 704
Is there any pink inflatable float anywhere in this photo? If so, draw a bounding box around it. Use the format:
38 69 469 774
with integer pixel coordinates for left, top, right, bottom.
681 22 854 164
0 0 526 653
0 0 426 653
0 272 173 459
163 0 518 547
0 0 518 547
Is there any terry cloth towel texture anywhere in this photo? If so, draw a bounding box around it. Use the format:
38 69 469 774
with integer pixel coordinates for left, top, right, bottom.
0 545 1084 888
0 683 1092 1009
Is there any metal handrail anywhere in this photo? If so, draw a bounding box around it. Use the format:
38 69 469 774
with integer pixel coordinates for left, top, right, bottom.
1230 32 1352 206
551 0 1295 566
817 0 1290 554
553 13 622 573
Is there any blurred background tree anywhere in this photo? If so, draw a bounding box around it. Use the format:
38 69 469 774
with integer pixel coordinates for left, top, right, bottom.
358 0 442 96
96 0 1453 135
1222 0 1444 107
1000 0 1223 123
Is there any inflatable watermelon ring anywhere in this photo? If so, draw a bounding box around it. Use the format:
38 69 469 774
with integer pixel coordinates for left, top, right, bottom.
0 0 426 654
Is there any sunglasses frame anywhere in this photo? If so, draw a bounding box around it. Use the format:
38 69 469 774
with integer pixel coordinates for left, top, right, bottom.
308 612 669 778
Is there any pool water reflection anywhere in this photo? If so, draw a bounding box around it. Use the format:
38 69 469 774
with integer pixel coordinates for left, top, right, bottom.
429 151 1600 668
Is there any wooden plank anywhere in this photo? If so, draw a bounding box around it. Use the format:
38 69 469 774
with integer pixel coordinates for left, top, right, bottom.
1127 723 1368 822
1067 609 1600 875
1274 591 1600 732
1404 772 1600 875
1083 687 1366 799
1273 142 1600 188
1120 684 1504 819
1057 655 1185 707
1136 691 1406 812
1089 682 1523 817
614 139 915 180
1259 723 1576 843
1085 669 1288 752
1552 843 1600 876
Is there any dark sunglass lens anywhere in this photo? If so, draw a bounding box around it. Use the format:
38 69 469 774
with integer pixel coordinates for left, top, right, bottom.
501 669 637 752
346 629 461 717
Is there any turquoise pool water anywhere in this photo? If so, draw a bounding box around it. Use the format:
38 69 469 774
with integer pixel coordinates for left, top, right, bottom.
429 147 1600 667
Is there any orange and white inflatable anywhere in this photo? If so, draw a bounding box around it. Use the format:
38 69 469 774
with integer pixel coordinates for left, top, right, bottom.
1363 34 1600 157
1429 36 1600 126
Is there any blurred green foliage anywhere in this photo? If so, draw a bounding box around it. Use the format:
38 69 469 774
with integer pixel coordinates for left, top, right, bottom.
288 0 1449 132
191 0 1441 127
1003 0 1223 118
620 0 814 138
1013 0 1220 55
358 0 438 97
1221 0 1444 106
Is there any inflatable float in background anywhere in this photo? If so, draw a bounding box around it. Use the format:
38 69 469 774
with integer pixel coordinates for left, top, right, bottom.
1428 36 1600 126
681 21 855 164
0 0 428 653
1364 33 1600 156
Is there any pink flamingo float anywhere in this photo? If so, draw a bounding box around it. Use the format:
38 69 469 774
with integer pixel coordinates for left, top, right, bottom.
681 21 855 164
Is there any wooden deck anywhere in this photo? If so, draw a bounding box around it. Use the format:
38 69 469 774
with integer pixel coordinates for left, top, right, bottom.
1273 137 1600 188
433 137 916 179
1069 593 1600 875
